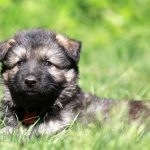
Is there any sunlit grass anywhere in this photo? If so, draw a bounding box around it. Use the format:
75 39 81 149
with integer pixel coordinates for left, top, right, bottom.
0 0 150 149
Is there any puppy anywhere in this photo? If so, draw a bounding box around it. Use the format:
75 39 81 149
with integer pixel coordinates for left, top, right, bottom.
0 29 149 135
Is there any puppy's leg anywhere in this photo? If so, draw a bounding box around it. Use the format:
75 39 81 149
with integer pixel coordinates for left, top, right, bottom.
0 100 18 134
32 110 76 136
33 120 67 136
129 101 150 120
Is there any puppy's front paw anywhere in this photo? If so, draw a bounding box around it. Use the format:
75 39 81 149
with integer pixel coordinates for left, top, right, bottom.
0 126 14 135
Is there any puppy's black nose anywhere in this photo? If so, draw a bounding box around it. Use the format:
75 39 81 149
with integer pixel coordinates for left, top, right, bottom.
24 75 37 88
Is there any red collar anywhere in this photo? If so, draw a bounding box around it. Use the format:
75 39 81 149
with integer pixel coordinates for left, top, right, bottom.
22 111 39 125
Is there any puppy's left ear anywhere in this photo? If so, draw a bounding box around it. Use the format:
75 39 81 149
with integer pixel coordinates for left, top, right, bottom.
56 34 81 63
0 39 15 61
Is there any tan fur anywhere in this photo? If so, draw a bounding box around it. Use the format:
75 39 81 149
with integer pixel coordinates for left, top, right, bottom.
65 69 76 82
4 46 27 67
48 66 65 82
8 66 19 78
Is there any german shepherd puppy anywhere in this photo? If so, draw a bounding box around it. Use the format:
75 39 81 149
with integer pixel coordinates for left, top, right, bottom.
0 29 149 135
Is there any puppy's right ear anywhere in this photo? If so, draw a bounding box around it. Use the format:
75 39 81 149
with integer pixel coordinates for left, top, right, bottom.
0 39 15 61
56 34 81 63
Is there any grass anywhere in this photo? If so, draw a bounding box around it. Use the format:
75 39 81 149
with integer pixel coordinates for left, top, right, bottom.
0 0 150 149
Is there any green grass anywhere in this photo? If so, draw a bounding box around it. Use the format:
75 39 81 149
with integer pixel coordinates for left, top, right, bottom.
0 0 150 149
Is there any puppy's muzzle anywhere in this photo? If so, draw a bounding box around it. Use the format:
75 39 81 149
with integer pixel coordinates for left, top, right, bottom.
24 75 37 88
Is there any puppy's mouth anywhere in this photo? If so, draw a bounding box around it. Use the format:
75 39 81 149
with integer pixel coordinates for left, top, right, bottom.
23 90 39 96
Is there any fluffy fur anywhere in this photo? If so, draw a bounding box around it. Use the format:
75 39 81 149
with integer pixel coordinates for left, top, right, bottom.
0 29 149 135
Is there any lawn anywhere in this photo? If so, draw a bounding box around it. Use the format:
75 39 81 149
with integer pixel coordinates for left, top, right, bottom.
0 0 150 150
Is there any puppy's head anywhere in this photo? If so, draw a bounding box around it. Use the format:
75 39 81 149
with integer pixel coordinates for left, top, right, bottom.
0 29 81 107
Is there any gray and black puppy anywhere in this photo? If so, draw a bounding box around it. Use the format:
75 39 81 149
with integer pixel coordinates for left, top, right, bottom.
0 29 149 135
